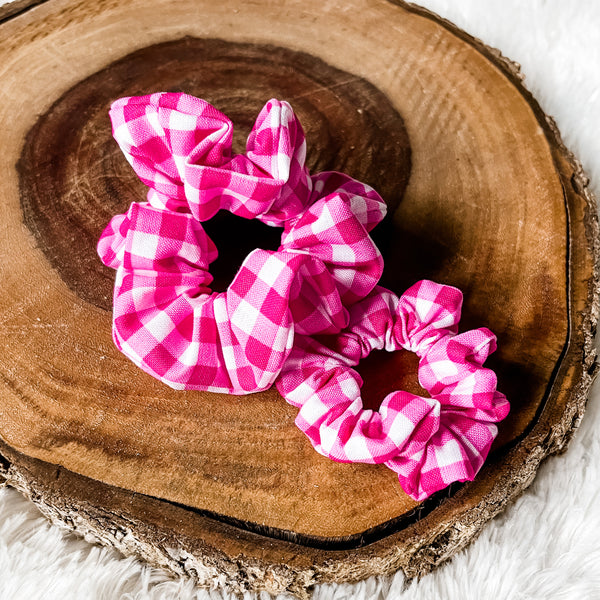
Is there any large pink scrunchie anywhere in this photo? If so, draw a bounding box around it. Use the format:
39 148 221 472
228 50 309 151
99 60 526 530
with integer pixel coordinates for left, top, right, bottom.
97 93 386 393
276 280 510 501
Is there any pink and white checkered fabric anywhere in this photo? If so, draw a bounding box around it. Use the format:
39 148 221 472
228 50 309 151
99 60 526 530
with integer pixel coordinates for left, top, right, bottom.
276 280 510 501
97 94 386 393
106 92 384 229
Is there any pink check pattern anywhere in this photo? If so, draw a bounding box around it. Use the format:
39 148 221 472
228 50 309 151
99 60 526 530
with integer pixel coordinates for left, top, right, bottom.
98 93 509 500
276 280 510 501
97 93 386 393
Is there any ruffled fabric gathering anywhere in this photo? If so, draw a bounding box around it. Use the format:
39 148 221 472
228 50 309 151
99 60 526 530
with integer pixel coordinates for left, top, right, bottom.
276 281 510 501
98 92 509 500
98 93 386 393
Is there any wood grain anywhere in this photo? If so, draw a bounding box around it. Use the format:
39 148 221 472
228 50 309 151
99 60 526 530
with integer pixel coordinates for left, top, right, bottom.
18 38 411 307
0 0 597 595
0 0 43 21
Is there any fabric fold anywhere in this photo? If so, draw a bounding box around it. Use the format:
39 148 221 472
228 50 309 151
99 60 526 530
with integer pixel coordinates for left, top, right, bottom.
108 203 350 393
110 93 315 224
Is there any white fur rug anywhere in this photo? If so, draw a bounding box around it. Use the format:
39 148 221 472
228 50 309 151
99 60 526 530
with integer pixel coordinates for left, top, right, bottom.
1 1 599 598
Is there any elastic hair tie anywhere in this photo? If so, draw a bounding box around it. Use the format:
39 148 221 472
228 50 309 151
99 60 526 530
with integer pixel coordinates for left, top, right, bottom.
97 93 386 393
276 280 510 501
97 93 508 499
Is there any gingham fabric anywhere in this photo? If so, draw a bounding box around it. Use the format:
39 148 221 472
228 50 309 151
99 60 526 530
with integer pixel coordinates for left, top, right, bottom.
98 93 508 500
106 92 385 230
276 280 510 501
97 94 386 393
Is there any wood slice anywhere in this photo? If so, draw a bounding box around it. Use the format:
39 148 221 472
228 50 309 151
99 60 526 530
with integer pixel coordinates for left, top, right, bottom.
0 0 598 596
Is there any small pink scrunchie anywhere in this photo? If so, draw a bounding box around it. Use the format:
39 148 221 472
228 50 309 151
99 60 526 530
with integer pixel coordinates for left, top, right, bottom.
97 93 386 393
276 280 510 501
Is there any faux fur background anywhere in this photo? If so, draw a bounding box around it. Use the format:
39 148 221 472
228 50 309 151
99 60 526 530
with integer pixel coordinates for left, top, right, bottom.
1 1 599 598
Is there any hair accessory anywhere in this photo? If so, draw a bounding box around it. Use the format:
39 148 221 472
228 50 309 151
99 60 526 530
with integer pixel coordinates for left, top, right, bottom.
98 92 508 499
276 280 510 500
97 94 386 393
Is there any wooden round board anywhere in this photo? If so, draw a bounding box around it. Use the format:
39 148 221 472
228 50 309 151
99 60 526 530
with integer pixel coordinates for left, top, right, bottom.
0 0 598 596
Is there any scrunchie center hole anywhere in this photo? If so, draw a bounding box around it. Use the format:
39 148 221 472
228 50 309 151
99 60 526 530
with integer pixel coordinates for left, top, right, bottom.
201 211 283 293
355 349 428 411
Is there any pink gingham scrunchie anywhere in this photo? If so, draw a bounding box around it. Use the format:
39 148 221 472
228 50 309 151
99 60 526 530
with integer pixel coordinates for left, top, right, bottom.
97 92 509 499
97 93 386 393
276 280 510 501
